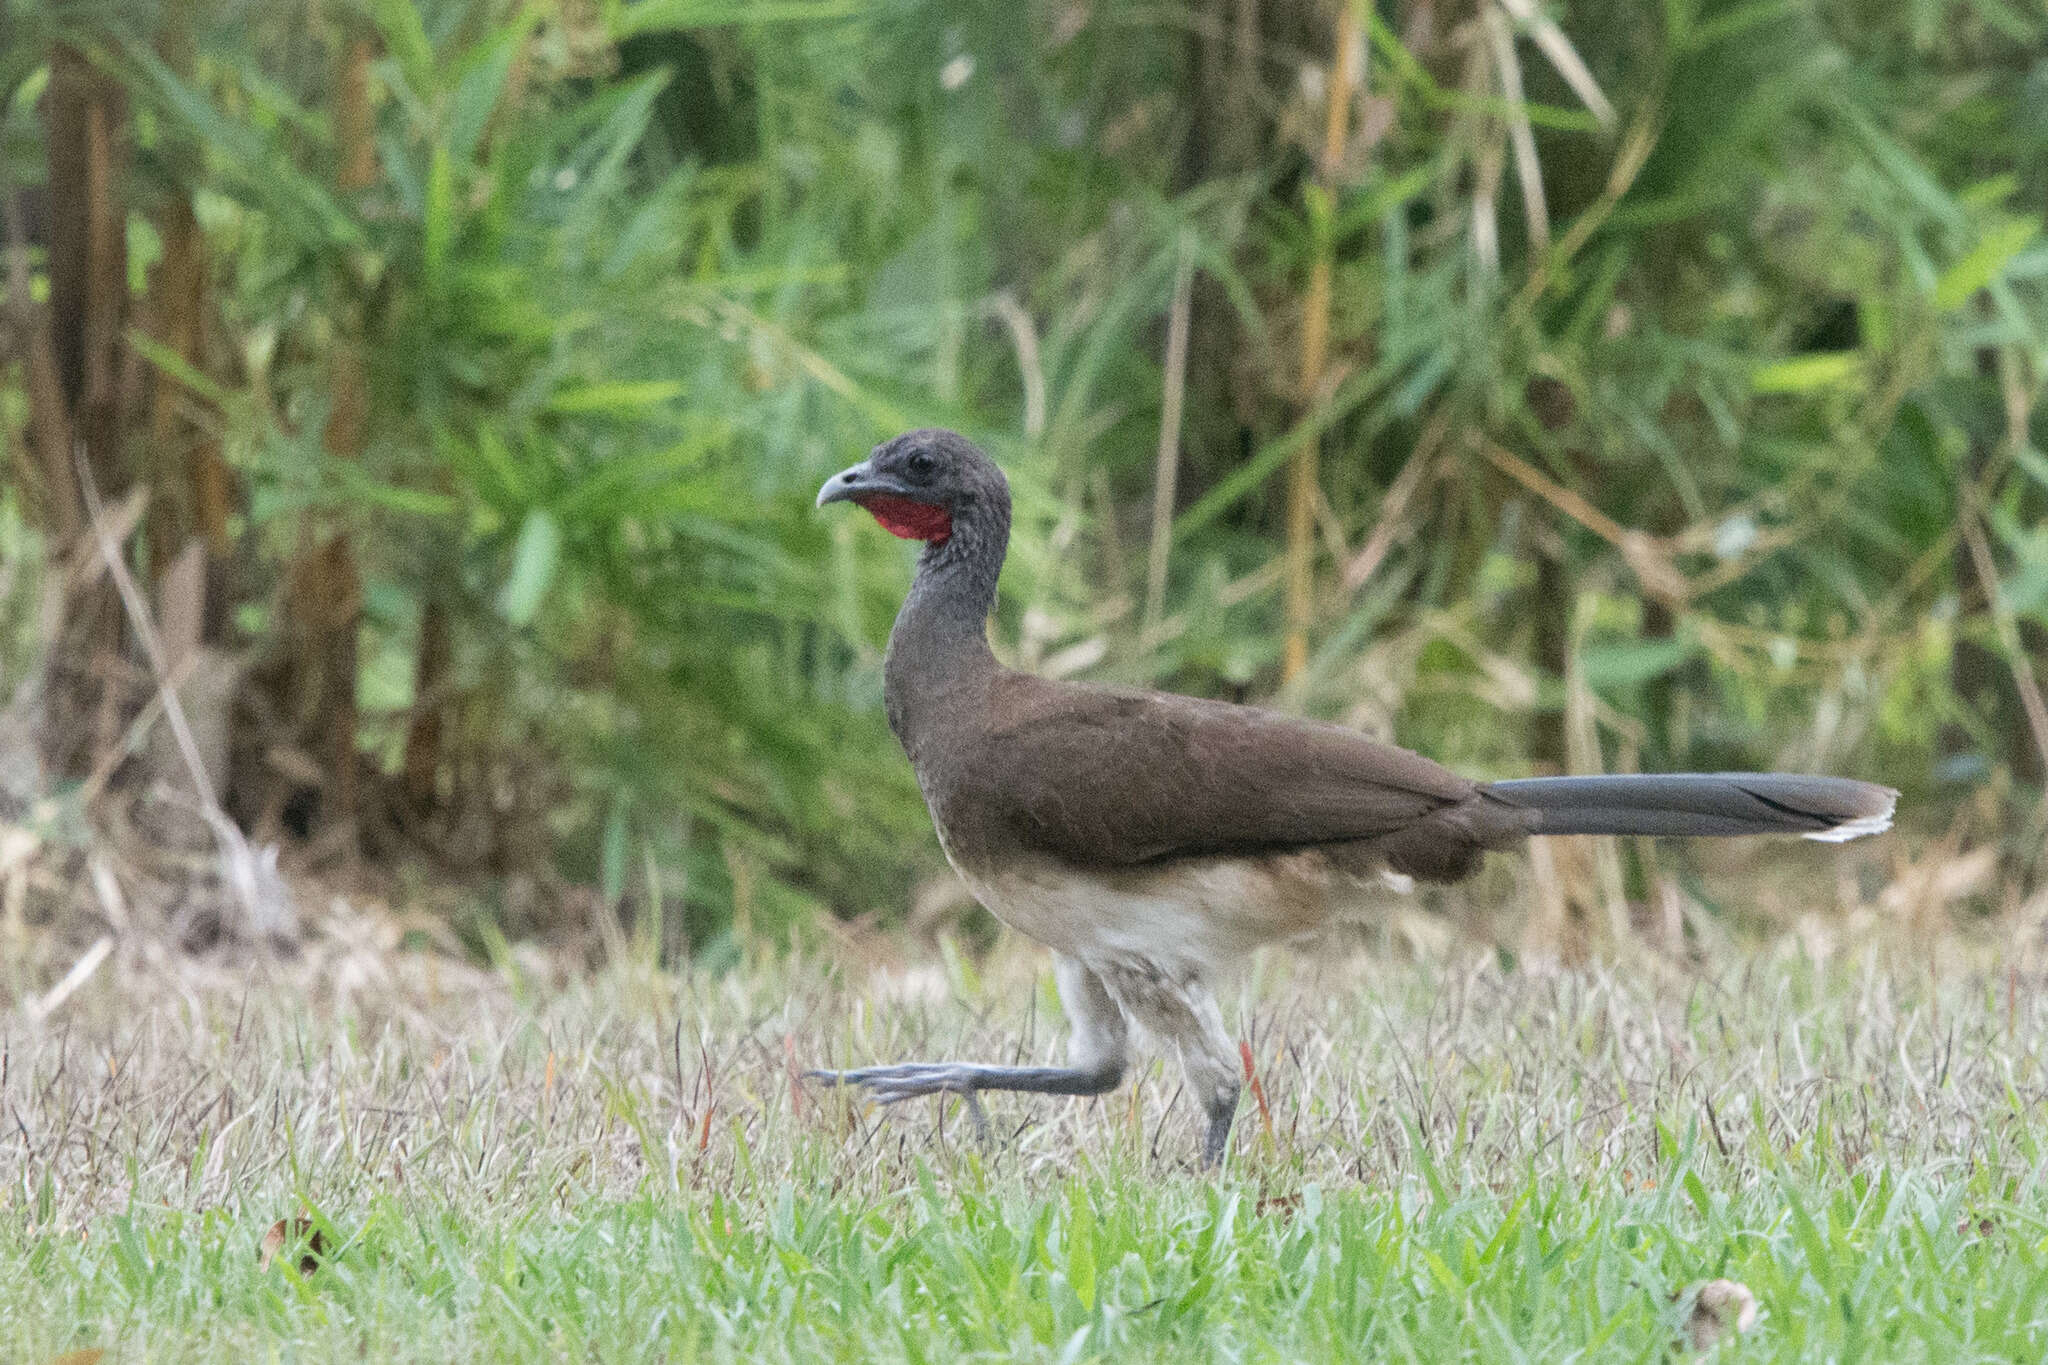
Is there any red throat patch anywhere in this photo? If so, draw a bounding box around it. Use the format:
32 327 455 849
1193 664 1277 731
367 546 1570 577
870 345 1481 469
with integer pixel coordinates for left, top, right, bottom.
856 494 952 545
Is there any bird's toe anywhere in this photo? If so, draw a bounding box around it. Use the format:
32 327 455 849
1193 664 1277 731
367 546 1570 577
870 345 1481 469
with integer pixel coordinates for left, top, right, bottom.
824 1062 979 1104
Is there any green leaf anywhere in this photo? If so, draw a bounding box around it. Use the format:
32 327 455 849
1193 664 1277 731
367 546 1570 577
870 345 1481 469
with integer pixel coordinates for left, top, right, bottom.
458 427 529 503
612 0 869 37
1932 217 2038 312
368 0 437 99
127 330 232 407
326 462 461 519
1067 1190 1096 1312
554 432 727 521
562 70 670 225
125 45 360 248
498 509 561 627
1750 352 1861 394
448 24 526 163
1580 636 1700 690
604 165 700 279
2016 446 2048 494
548 380 686 413
601 799 630 908
1684 1170 1712 1219
1676 0 1800 52
1781 1179 1835 1294
423 144 455 292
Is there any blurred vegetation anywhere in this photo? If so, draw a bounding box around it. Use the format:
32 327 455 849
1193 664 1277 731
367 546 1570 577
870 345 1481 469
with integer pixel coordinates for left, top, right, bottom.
0 0 2044 958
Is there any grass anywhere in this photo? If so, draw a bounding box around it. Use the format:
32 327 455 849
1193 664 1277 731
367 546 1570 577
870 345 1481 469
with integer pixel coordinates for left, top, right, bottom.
5 907 2048 1361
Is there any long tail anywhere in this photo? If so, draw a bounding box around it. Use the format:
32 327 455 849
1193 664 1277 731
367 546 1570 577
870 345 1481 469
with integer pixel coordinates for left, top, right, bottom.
1481 773 1896 843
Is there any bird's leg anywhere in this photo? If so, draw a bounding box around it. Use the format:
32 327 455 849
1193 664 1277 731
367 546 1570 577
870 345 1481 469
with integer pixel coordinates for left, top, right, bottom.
809 956 1129 1122
1098 962 1241 1168
1201 1091 1240 1168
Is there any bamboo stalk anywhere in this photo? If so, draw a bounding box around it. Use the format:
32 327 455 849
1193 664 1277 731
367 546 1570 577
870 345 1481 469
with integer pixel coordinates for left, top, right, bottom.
289 26 377 836
335 36 379 194
149 0 234 572
1283 0 1362 682
36 45 130 774
1 194 79 541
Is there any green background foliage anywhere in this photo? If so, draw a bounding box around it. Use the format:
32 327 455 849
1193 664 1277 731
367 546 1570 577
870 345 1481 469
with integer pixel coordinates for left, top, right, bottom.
2 0 2044 948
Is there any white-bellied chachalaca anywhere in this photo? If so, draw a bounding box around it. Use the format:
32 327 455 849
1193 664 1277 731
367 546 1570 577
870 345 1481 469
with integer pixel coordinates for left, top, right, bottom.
812 429 1897 1165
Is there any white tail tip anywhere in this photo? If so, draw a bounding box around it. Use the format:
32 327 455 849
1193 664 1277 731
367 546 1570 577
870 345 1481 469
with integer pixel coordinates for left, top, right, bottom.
1801 794 1897 843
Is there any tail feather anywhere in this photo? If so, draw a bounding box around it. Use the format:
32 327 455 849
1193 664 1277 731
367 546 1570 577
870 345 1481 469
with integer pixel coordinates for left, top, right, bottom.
1482 773 1896 842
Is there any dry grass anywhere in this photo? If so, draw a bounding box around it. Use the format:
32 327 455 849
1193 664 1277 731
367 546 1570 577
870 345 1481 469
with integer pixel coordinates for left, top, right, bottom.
4 835 2048 1360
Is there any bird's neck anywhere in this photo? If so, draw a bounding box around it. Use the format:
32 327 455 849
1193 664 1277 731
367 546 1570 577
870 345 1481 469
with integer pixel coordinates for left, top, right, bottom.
883 498 1009 748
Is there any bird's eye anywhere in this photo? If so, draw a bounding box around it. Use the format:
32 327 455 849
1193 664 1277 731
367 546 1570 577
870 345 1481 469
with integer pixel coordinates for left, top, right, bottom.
904 451 935 482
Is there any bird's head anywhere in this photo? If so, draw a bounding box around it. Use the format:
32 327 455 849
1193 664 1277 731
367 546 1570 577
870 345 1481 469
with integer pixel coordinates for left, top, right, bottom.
815 429 1007 547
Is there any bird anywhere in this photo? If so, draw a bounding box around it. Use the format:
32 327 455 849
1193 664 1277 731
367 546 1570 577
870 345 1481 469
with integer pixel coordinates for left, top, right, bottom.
811 428 1897 1165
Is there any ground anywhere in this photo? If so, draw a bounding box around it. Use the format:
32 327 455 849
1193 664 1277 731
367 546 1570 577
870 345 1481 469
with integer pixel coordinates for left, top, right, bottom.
4 899 2047 1362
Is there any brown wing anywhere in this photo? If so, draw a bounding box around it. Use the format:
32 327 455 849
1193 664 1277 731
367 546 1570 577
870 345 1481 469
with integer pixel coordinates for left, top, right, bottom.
966 675 1483 867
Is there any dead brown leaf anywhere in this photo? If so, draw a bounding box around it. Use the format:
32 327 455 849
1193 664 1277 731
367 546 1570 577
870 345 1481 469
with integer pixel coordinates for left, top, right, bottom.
43 1351 105 1365
1253 1190 1303 1218
258 1216 327 1276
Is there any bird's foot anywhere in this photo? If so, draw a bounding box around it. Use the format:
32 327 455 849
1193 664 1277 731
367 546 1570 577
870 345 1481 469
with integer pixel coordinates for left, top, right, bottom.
807 1063 993 1142
807 1061 993 1103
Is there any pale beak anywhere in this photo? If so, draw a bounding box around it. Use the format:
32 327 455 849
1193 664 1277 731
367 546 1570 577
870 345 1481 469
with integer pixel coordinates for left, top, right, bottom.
817 459 900 508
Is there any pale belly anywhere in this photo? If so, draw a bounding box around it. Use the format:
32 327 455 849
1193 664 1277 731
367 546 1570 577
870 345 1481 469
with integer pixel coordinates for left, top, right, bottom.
949 849 1382 977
